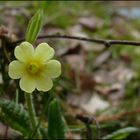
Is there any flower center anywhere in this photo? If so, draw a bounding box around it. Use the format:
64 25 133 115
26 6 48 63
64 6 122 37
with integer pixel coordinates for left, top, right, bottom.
27 62 40 74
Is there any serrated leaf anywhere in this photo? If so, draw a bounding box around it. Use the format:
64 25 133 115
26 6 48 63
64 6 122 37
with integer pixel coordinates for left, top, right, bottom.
25 10 43 43
47 99 65 139
102 127 139 140
0 98 31 136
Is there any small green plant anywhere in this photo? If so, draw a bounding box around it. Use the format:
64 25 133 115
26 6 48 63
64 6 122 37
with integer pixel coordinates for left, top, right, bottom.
6 9 64 139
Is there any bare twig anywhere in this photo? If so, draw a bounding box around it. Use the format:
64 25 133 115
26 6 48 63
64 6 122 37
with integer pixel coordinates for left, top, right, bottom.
4 125 9 139
10 35 140 48
97 108 140 123
92 116 100 140
76 114 100 139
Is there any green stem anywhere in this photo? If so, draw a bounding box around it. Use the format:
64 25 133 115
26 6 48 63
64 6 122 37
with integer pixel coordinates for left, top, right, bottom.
24 92 41 139
15 89 19 105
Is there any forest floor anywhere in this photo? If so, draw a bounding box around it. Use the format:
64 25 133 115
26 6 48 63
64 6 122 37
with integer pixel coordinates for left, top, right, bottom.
0 1 140 139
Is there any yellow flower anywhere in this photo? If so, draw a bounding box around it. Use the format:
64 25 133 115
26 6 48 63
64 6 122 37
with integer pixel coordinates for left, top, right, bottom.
8 41 61 93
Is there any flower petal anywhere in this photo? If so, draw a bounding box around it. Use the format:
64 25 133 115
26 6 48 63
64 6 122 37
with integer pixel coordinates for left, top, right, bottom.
20 75 36 93
43 60 61 78
35 43 54 62
36 76 53 92
14 41 34 63
8 60 26 79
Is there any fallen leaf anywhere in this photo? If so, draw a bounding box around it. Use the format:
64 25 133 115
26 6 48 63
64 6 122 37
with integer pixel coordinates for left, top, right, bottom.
64 54 85 71
81 94 110 114
78 16 104 31
0 122 21 139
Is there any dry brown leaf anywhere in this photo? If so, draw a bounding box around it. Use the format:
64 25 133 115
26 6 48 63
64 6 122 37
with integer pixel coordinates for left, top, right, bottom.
78 16 104 31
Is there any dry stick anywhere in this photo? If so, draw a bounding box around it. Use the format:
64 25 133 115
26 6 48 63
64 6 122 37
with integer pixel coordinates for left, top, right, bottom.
76 114 100 140
92 116 100 140
9 35 140 47
4 125 9 139
97 108 140 123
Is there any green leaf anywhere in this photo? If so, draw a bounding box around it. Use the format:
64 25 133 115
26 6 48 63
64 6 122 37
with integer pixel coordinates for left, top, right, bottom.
0 98 31 136
25 10 43 43
47 99 65 139
39 1 47 12
102 127 139 140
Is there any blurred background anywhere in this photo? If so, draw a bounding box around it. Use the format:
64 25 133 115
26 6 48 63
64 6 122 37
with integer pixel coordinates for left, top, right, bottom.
0 1 140 139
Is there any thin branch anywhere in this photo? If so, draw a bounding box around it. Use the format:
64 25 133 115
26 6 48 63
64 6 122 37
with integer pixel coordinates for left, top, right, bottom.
10 35 140 48
12 35 106 46
4 125 9 139
76 114 100 139
97 108 140 123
